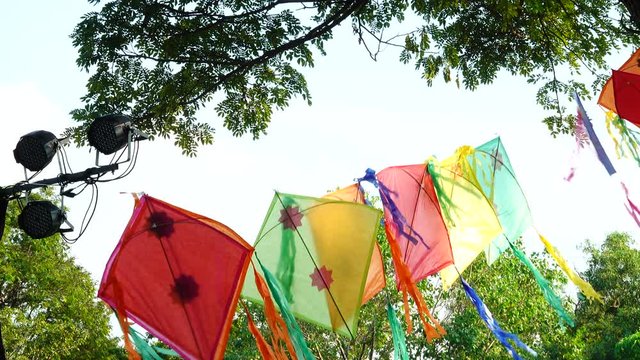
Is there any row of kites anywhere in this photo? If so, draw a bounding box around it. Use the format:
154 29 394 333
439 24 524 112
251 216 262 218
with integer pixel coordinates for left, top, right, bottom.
97 49 640 360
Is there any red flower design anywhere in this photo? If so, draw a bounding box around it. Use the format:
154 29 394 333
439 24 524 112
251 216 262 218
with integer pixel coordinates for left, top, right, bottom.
279 206 303 230
310 266 334 291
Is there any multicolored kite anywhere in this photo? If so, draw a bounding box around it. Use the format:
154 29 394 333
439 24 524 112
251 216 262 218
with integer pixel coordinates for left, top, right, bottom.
442 140 574 325
375 165 453 283
426 152 538 358
597 49 640 167
458 130 602 304
242 192 381 339
99 195 253 360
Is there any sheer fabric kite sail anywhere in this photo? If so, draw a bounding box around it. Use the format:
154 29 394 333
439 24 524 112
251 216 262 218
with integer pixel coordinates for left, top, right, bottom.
362 166 447 341
242 192 381 338
612 70 640 126
444 142 574 325
429 154 503 290
322 184 386 305
598 48 640 116
471 138 533 264
99 195 253 360
375 165 453 283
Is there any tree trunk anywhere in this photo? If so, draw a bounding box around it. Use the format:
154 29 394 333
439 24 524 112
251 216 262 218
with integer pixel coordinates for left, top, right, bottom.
621 0 640 30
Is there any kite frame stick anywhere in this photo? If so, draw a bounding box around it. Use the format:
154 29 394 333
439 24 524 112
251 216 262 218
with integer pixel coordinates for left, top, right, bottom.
142 198 206 360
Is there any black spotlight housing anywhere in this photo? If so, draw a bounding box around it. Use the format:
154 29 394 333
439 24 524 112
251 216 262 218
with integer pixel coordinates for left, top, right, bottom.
18 201 65 239
88 114 131 155
13 130 59 172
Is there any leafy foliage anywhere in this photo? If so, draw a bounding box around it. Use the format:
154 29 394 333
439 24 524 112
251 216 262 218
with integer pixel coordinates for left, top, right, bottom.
572 232 640 360
614 331 640 360
0 191 125 359
412 239 576 359
71 0 640 154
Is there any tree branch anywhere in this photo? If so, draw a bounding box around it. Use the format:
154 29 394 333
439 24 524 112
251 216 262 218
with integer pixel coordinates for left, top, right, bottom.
136 0 367 121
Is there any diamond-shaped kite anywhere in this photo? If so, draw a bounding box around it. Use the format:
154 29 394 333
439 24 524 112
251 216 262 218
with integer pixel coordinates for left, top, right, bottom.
242 192 381 339
99 195 253 360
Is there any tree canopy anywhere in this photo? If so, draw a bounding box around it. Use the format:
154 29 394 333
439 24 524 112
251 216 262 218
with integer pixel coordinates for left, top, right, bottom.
572 232 640 360
0 192 125 359
70 0 640 155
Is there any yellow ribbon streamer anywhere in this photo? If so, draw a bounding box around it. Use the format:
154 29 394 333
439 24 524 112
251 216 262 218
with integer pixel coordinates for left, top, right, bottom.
537 232 603 304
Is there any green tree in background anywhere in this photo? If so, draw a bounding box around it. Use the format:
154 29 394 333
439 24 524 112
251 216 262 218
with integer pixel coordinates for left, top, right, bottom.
614 331 640 360
572 232 640 360
410 239 578 360
70 0 640 155
0 191 125 360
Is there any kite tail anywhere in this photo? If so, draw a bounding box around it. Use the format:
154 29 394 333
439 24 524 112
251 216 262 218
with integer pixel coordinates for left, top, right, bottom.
536 232 603 303
386 302 409 360
112 281 142 360
460 276 537 360
427 160 455 226
386 224 445 342
253 264 298 360
575 93 617 176
621 182 640 228
128 327 180 360
606 111 640 166
359 168 427 247
243 302 277 360
565 108 590 181
509 243 574 327
276 227 296 303
260 263 316 360
115 313 142 360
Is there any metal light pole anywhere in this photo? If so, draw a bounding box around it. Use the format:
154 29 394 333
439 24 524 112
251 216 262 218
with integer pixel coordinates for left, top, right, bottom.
0 115 145 356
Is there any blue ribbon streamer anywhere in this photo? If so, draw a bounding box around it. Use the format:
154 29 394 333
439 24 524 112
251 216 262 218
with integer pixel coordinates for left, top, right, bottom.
460 276 537 360
358 168 428 248
575 93 617 176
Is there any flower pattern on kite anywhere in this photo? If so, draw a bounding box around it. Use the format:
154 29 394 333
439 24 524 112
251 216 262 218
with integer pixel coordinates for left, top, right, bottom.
310 266 334 291
242 192 381 339
99 195 253 360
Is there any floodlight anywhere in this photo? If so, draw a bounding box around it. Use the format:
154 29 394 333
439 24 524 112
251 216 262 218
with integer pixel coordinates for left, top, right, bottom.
18 200 65 239
13 130 59 172
88 114 131 155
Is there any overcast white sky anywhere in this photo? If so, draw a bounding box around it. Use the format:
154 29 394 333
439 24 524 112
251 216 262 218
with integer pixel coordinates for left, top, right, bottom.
1 1 639 295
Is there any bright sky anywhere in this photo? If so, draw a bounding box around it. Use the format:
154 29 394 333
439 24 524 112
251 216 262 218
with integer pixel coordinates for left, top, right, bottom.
2 0 639 298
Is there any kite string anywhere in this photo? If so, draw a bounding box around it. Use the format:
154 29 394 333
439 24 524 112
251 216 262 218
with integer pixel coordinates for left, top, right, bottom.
142 199 205 360
273 192 356 340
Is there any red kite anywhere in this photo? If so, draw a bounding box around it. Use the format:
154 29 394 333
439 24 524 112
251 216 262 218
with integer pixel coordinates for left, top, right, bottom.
612 69 640 126
598 48 640 115
99 195 253 360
